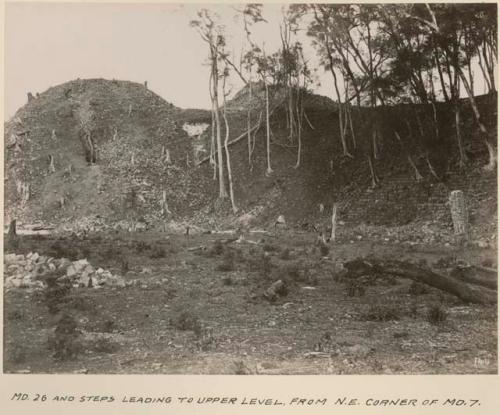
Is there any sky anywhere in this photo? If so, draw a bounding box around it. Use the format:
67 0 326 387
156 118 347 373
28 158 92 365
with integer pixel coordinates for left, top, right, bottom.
4 2 492 119
4 2 335 119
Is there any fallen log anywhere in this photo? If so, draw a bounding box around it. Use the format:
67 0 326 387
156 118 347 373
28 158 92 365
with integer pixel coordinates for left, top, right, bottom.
343 259 497 305
449 266 497 290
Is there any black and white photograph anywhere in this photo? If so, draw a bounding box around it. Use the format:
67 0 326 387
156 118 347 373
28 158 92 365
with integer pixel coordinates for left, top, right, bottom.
3 1 498 376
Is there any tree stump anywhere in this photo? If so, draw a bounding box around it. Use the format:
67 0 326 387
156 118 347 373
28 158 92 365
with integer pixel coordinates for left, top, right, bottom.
449 190 469 244
48 155 56 173
8 219 17 237
330 203 338 242
27 92 34 102
7 219 19 250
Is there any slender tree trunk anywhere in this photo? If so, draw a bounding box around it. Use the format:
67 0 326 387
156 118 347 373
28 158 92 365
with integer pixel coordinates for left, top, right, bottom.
264 79 273 175
456 68 496 170
331 66 352 158
395 131 423 181
294 89 303 169
212 52 227 198
367 153 379 188
476 45 492 93
330 203 338 243
247 82 253 168
346 102 356 149
455 102 468 169
222 89 237 213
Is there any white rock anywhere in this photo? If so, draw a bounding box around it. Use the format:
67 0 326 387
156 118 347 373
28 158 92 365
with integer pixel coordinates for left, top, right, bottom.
66 265 77 277
4 253 17 263
276 215 286 225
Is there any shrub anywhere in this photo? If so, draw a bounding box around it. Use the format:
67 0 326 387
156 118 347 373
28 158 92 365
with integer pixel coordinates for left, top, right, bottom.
6 309 25 321
91 337 119 354
408 281 429 296
120 256 129 273
362 304 401 321
135 241 151 253
260 254 273 279
48 313 82 361
216 251 235 272
44 276 72 315
49 241 79 260
149 246 166 259
100 320 117 333
279 248 292 260
346 280 366 297
233 360 252 375
171 310 202 334
426 304 447 325
9 347 27 364
319 244 329 257
262 243 278 253
207 240 224 257
222 276 233 286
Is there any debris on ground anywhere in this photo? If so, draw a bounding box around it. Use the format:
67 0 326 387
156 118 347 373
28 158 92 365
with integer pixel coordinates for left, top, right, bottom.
4 252 126 291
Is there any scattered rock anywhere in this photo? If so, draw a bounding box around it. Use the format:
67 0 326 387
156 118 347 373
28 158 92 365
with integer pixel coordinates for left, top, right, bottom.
263 279 288 302
4 252 126 291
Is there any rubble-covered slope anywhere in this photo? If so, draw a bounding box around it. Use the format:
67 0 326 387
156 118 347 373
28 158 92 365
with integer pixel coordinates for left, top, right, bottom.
4 79 217 231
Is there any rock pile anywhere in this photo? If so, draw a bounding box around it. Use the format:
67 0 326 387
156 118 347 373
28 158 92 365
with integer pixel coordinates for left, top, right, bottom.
4 252 126 291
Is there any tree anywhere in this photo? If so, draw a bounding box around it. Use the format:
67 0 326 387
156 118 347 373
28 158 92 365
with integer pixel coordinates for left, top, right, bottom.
409 3 497 170
190 10 228 198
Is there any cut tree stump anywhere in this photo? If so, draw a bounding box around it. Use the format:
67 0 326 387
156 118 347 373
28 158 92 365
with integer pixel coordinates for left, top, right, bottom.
343 258 497 305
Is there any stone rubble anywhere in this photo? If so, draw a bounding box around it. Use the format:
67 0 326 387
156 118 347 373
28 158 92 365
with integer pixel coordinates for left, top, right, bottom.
4 252 126 291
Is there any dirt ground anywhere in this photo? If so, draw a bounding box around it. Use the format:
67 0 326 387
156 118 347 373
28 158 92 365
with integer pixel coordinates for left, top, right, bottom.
3 231 498 374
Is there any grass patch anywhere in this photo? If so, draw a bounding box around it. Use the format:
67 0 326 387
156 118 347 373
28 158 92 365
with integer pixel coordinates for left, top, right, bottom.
361 303 401 321
90 337 119 354
48 312 82 361
216 250 236 272
279 248 292 260
408 281 429 296
426 304 448 325
170 310 202 335
149 246 167 259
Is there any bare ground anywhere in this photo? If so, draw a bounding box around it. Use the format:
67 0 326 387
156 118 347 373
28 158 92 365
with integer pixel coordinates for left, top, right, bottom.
3 231 497 374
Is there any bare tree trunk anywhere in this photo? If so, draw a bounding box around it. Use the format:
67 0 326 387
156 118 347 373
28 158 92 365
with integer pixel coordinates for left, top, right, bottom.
394 131 424 181
223 73 237 214
434 49 450 102
264 79 273 176
330 203 338 243
247 82 253 168
346 102 356 149
367 154 379 188
454 103 468 169
294 92 303 169
372 129 380 160
212 53 227 198
48 155 56 173
456 69 496 170
332 68 352 158
476 44 492 93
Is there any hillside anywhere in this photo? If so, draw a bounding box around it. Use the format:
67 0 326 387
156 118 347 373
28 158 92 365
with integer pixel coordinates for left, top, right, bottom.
190 85 497 244
4 78 497 244
4 79 217 232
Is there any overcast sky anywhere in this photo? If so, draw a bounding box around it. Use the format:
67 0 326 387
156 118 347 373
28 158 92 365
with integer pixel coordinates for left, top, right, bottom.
4 2 336 118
